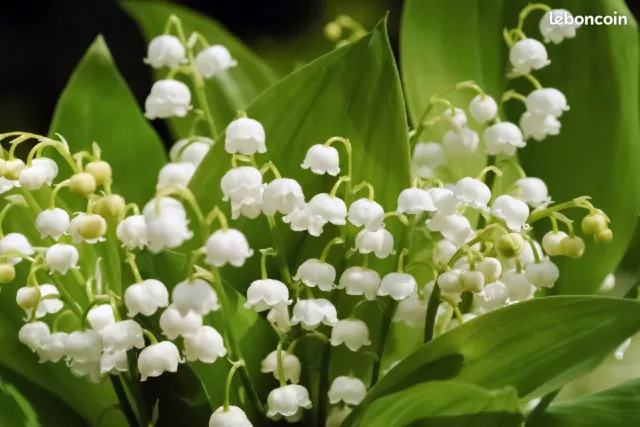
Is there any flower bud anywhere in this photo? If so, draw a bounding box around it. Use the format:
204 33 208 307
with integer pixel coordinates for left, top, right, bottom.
460 270 485 293
69 172 97 196
541 231 568 256
475 257 502 283
595 228 613 243
581 213 607 235
194 45 237 78
559 236 585 259
469 95 498 123
95 194 125 219
76 214 107 241
85 161 112 186
0 262 16 283
495 233 524 258
324 22 342 40
16 286 41 310
4 159 25 180
437 270 462 293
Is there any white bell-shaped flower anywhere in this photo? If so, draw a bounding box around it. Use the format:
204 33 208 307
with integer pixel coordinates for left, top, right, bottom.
326 406 352 427
291 298 338 330
68 213 107 244
354 228 394 259
124 279 169 317
159 304 203 339
502 270 535 302
45 244 79 274
347 198 384 231
144 79 192 119
437 270 463 293
19 166 48 190
220 167 263 220
509 38 550 75
204 228 253 267
301 144 340 176
32 158 58 184
469 94 498 123
338 266 380 300
267 306 292 333
434 239 457 265
293 258 336 292
540 9 580 44
514 177 550 208
261 350 301 384
483 122 526 156
209 406 252 427
378 272 417 300
328 376 367 405
194 45 237 78
138 341 183 381
397 188 436 214
330 319 371 351
100 320 145 353
156 162 195 189
245 279 291 312
100 350 129 375
69 360 102 383
282 205 325 236
19 321 50 352
520 112 560 141
183 325 227 363
262 178 305 216
442 127 479 156
460 270 485 293
35 208 70 241
18 284 63 319
87 304 116 331
474 281 509 312
428 187 459 215
525 259 559 289
491 195 530 231
393 292 427 328
144 35 186 69
526 88 569 118
169 137 213 167
454 177 491 209
37 331 68 363
542 231 568 256
476 257 503 284
143 197 193 253
225 117 266 155
442 107 467 131
427 212 473 246
0 232 35 264
117 215 148 250
266 384 312 421
66 330 103 362
307 193 347 225
412 142 446 170
172 278 220 316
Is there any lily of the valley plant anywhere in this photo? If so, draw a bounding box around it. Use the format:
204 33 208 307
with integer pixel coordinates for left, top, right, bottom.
0 3 635 427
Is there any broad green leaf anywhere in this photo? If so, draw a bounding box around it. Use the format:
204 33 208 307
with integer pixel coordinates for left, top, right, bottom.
527 378 640 427
0 376 40 427
400 0 640 294
344 296 640 425
48 35 166 207
122 0 278 140
357 381 522 427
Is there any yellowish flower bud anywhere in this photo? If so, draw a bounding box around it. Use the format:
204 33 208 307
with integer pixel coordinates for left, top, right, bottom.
559 236 585 259
581 213 607 235
0 263 16 283
324 22 342 41
495 233 524 258
4 159 25 180
16 286 40 310
76 214 107 240
85 160 112 187
69 172 97 196
595 228 613 243
459 270 485 293
95 195 125 219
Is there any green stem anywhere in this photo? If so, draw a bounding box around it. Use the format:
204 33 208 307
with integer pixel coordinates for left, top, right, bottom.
259 248 277 280
351 181 375 201
528 197 591 224
423 281 442 343
224 360 245 411
260 161 282 179
205 206 229 230
267 216 293 285
143 329 159 345
320 237 344 262
330 176 351 197
49 180 69 210
526 389 559 424
109 376 141 427
517 3 551 32
276 341 287 387
126 253 144 283
477 155 497 229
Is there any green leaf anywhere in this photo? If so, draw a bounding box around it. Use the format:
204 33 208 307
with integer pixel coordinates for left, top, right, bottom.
344 296 640 426
527 378 640 427
0 376 40 427
122 0 278 140
400 0 640 294
357 381 522 427
48 35 166 207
